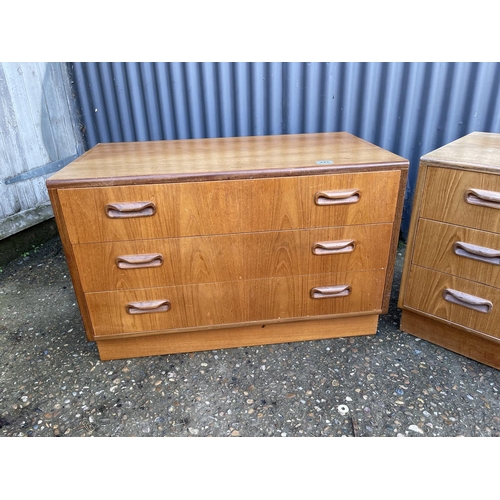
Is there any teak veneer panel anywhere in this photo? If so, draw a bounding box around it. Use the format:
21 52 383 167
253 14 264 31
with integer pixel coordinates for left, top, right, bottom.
420 131 500 173
405 265 500 338
85 269 386 338
412 219 500 288
420 167 500 233
58 171 401 244
95 315 380 361
47 132 407 187
74 223 393 292
400 310 500 371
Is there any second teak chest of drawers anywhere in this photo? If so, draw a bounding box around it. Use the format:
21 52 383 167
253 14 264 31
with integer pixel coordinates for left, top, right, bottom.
399 132 500 369
47 132 408 360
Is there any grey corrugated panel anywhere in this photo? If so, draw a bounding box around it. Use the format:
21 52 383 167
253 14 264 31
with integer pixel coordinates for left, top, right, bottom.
111 62 134 141
97 63 120 142
70 62 500 237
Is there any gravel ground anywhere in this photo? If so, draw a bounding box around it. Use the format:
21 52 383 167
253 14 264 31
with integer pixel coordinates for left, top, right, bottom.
1 235 500 439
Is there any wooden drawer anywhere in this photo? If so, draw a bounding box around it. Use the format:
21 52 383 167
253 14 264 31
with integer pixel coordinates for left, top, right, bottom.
412 219 500 287
85 269 386 338
58 171 401 244
420 167 500 232
404 265 500 339
74 223 393 292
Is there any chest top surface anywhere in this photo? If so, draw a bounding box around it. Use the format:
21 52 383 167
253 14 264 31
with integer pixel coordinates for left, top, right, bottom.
46 132 408 188
421 132 500 172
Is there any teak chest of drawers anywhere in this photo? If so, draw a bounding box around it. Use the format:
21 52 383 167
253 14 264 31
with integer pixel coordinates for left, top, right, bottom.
47 132 408 360
399 132 500 369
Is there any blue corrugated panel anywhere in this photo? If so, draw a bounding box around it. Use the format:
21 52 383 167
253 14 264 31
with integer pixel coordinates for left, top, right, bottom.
70 62 500 237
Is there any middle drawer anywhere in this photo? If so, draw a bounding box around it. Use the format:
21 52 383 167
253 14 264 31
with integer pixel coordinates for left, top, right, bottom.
411 219 500 288
74 224 393 292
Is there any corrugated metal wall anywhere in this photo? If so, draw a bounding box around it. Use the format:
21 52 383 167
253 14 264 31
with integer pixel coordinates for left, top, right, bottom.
71 62 500 237
0 62 84 239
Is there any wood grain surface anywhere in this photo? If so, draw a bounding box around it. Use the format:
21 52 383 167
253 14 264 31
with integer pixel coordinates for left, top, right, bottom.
48 188 96 340
421 131 500 172
73 223 393 292
397 161 430 310
85 269 386 338
412 219 500 287
401 309 500 370
420 167 500 233
47 132 408 187
57 170 401 244
96 314 380 360
404 265 500 338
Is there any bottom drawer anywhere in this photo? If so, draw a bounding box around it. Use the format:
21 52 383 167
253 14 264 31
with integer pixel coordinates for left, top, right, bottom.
85 270 386 338
404 265 500 338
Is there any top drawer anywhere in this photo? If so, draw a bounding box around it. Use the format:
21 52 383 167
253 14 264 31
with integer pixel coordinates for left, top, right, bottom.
57 171 401 244
420 167 500 232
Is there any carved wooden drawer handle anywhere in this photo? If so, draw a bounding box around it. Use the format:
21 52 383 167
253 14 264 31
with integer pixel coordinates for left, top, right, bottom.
464 188 500 210
442 288 492 314
116 253 164 269
312 240 356 255
126 299 171 315
106 201 156 218
453 242 500 265
314 189 360 206
310 284 351 299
